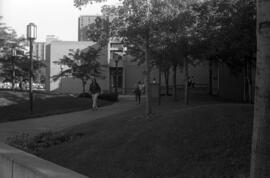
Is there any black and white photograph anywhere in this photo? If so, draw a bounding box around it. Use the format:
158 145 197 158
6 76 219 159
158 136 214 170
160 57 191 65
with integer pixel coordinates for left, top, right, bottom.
0 0 269 177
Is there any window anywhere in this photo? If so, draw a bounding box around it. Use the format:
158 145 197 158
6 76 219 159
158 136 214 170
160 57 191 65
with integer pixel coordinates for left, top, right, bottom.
110 43 123 49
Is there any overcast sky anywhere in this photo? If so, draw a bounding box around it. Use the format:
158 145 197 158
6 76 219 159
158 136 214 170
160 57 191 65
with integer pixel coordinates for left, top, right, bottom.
0 0 120 42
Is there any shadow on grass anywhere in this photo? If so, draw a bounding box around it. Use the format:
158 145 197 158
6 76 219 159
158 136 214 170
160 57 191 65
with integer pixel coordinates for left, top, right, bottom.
37 103 253 178
0 94 113 123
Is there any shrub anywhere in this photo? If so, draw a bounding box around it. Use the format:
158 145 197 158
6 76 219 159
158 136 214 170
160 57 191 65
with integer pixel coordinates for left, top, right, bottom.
78 92 91 98
98 92 118 102
6 131 84 155
78 92 118 102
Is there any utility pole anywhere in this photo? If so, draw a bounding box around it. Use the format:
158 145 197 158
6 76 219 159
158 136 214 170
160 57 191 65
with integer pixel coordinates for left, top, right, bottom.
145 0 152 116
27 23 37 114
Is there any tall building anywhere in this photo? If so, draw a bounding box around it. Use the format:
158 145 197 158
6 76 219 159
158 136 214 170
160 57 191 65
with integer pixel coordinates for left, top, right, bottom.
78 15 100 41
32 42 46 83
33 42 45 61
46 35 60 44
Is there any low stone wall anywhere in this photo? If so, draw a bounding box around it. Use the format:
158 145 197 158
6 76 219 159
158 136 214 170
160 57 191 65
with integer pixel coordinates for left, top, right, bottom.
0 142 88 178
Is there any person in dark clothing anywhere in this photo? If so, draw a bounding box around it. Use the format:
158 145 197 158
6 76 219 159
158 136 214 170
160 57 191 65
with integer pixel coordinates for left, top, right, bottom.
89 79 101 110
19 81 23 90
191 76 195 88
134 82 142 104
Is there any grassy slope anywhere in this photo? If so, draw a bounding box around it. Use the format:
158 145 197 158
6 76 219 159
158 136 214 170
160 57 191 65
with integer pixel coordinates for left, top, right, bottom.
0 91 112 122
40 103 253 178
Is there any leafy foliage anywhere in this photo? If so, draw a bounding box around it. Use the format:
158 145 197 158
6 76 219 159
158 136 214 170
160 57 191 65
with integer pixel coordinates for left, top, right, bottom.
78 92 119 102
0 23 46 83
7 131 84 155
86 16 110 46
73 0 256 103
194 0 256 72
53 45 106 92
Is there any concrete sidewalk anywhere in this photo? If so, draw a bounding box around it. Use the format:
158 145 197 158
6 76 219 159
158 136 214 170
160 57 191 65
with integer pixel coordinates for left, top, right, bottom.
0 96 139 142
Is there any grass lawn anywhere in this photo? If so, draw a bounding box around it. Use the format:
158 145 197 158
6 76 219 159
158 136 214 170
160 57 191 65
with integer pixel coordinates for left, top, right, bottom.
0 91 113 123
38 103 253 178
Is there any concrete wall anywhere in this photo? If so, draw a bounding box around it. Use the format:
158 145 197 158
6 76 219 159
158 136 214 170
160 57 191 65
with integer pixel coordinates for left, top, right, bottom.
219 65 244 101
0 142 88 178
150 62 209 86
45 45 51 91
124 64 146 91
217 64 256 102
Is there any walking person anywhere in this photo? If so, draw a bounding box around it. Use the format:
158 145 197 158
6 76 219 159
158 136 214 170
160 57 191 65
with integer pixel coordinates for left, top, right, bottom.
139 81 145 94
187 76 191 87
191 76 195 88
89 79 101 110
134 82 142 104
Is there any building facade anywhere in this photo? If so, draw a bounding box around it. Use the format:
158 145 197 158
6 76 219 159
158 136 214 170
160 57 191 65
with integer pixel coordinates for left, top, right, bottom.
33 42 45 61
44 39 210 94
45 41 110 93
45 35 60 44
32 42 46 83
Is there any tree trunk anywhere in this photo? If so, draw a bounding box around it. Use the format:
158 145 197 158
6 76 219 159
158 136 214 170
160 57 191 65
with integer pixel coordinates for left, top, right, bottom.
29 39 34 114
247 61 253 104
184 58 189 105
243 62 248 102
145 34 152 116
216 62 220 96
173 64 177 101
158 63 161 105
11 56 15 90
82 80 86 93
164 69 170 96
208 59 213 95
250 1 270 177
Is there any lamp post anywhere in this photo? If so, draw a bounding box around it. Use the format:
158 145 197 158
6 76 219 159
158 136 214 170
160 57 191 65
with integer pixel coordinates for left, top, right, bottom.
11 48 16 90
60 64 63 93
27 23 37 114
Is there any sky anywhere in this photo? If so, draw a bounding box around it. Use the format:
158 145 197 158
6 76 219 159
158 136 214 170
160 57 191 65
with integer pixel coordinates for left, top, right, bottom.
0 0 121 42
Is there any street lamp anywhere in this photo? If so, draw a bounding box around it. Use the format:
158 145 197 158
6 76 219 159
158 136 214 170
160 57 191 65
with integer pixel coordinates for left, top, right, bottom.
27 23 37 114
60 64 63 93
11 48 16 90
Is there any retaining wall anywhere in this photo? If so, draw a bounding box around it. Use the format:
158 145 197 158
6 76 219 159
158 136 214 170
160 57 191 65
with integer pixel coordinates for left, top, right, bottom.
0 142 88 178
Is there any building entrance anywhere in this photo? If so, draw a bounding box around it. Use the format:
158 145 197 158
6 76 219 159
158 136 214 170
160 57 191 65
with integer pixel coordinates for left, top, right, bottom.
109 67 123 93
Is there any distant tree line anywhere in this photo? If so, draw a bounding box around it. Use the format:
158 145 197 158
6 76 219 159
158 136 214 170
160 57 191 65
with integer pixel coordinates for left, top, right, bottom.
0 16 46 90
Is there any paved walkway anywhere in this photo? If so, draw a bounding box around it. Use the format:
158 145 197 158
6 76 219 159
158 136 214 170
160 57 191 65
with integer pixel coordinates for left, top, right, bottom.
0 96 140 142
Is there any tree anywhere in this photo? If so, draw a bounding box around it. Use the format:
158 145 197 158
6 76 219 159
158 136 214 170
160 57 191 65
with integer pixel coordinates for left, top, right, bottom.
86 15 110 47
52 46 105 93
0 16 10 48
75 0 202 107
250 0 270 177
223 0 256 102
0 23 46 89
193 0 226 95
75 0 159 116
165 1 199 105
194 0 256 99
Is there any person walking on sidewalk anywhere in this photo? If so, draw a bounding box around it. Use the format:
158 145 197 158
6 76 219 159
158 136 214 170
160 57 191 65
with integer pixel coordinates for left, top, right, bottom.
89 79 101 110
134 82 142 104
